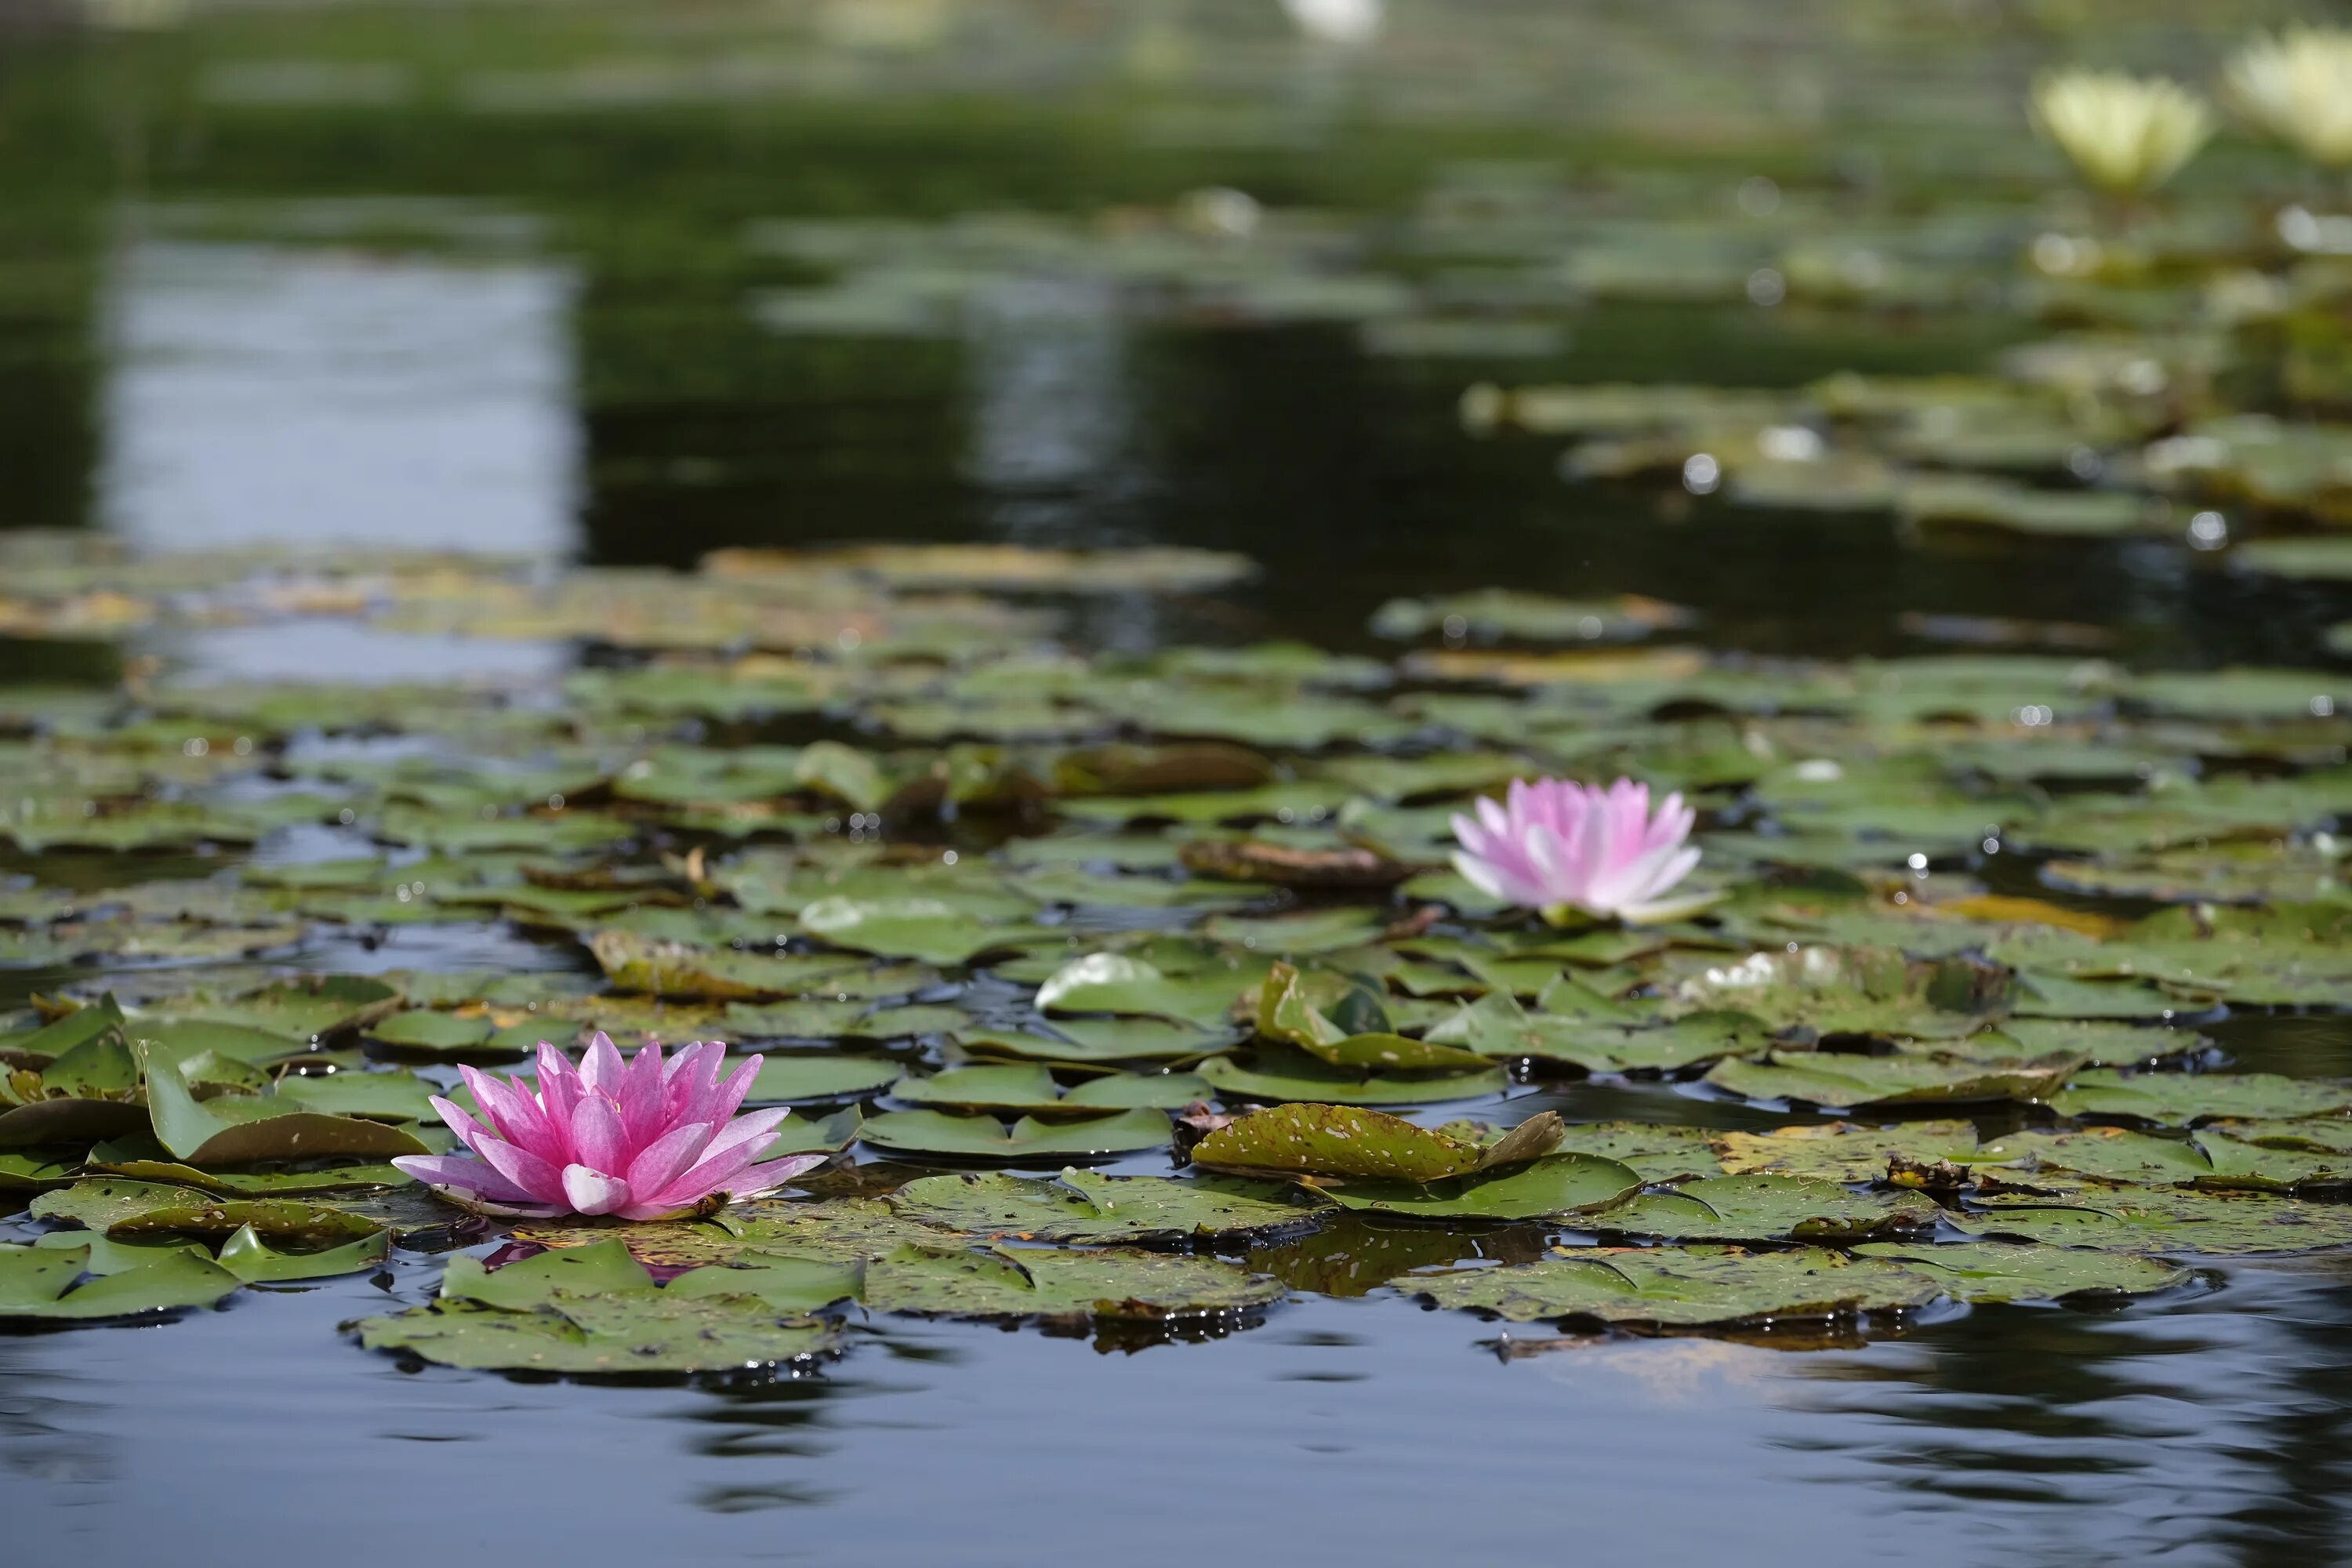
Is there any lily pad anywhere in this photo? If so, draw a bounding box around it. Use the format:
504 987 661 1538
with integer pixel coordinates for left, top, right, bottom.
888 1169 1325 1243
1848 1241 2189 1302
857 1108 1171 1162
141 1047 431 1165
2046 1070 2352 1125
1550 1122 1725 1182
1706 1049 2082 1109
1191 1103 1563 1182
1599 1174 1943 1242
1196 1044 1508 1106
216 1223 390 1283
1312 1152 1645 1222
891 1064 1209 1116
356 1245 840 1373
1414 1246 1945 1327
742 1054 902 1104
1958 1188 2352 1254
861 1243 1282 1320
0 1240 241 1319
1714 1120 1982 1181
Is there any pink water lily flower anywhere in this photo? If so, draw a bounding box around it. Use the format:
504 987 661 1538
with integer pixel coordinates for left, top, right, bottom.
394 1034 822 1222
1450 776 1704 924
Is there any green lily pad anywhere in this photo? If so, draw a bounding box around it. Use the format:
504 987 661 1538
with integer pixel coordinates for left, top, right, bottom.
155 976 400 1042
889 1169 1325 1243
857 1107 1171 1161
956 1018 1235 1065
1033 951 1265 1029
1713 1120 1982 1181
862 1243 1282 1320
2046 1070 2352 1125
1706 1048 2082 1109
141 1047 431 1164
1191 1102 1563 1182
1312 1152 1645 1222
356 1245 840 1373
367 1010 497 1053
1550 1122 1725 1182
1670 946 2016 1040
1253 961 1490 1072
216 1222 390 1283
891 1064 1210 1116
0 1240 241 1319
32 1178 387 1247
1196 1044 1508 1106
0 1147 84 1190
1848 1241 2190 1302
1958 1188 2352 1254
1414 1245 1946 1327
1599 1174 1943 1242
799 896 1038 965
742 1054 902 1103
1431 990 1767 1073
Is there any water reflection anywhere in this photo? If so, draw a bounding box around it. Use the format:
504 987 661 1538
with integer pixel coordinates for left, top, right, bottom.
97 230 581 558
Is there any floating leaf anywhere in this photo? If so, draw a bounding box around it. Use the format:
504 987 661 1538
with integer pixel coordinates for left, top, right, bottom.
1191 1103 1562 1182
140 1047 430 1165
2046 1070 2352 1125
216 1223 390 1283
1415 1246 1944 1327
742 1054 902 1104
1312 1152 1644 1222
1196 1045 1508 1106
0 1240 241 1319
1715 1120 1981 1182
1958 1189 2352 1254
891 1065 1208 1116
1705 1048 2082 1109
857 1108 1170 1161
862 1243 1281 1319
889 1170 1324 1243
1600 1174 1942 1242
1847 1241 2189 1302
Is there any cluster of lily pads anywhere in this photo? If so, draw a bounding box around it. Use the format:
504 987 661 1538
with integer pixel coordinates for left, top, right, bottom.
0 534 2348 1367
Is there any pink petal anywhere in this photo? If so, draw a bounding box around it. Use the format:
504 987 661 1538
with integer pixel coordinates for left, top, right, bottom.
391 1153 535 1203
579 1031 625 1092
560 1163 633 1215
470 1132 567 1205
624 1119 719 1198
569 1088 630 1174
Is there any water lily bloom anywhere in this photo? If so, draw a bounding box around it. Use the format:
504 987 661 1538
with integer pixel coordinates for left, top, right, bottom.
1451 777 1702 924
2227 29 2352 167
395 1035 821 1221
2029 70 2212 195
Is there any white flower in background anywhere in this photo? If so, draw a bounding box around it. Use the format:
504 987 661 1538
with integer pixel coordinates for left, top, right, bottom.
2029 70 2213 194
1283 0 1382 47
2226 29 2352 168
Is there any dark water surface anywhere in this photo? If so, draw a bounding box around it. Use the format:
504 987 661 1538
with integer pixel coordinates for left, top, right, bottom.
5 5 2352 1564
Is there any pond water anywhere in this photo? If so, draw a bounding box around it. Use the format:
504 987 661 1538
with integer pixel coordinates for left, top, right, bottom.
5 4 2352 1565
